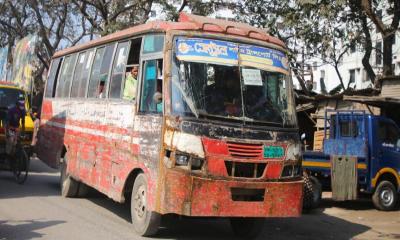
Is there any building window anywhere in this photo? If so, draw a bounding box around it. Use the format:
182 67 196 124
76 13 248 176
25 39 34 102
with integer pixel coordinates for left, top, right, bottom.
312 81 317 90
349 69 355 83
340 120 358 137
376 41 382 66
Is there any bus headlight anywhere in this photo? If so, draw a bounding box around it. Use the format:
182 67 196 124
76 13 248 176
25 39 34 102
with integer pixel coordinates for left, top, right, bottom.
175 153 190 166
285 143 301 161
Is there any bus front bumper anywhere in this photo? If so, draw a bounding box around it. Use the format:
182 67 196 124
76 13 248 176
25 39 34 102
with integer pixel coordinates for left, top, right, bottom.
159 170 303 217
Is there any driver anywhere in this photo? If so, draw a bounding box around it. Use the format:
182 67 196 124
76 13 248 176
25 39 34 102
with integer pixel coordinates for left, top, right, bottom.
206 68 242 116
5 98 26 156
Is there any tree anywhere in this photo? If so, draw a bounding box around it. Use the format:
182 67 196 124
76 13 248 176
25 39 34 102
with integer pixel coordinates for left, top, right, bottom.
158 0 237 21
359 0 399 77
0 0 89 92
237 0 359 94
71 0 155 36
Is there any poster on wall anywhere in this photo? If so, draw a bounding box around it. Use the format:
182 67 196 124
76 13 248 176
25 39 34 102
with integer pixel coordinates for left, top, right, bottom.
12 35 39 92
0 47 8 80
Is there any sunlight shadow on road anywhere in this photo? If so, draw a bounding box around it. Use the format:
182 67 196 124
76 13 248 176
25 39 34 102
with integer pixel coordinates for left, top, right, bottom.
0 219 65 240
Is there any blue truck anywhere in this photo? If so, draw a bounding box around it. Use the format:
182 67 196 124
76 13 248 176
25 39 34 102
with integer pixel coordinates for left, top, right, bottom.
302 110 400 211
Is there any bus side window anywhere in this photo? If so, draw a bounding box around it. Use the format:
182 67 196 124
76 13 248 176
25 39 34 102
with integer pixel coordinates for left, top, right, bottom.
122 38 141 101
140 59 163 113
70 51 87 98
109 41 129 99
56 54 77 98
87 44 115 98
70 50 94 98
45 57 62 98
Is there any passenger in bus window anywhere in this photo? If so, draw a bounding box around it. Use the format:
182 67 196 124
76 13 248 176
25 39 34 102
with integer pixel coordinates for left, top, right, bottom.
98 76 107 98
123 65 138 100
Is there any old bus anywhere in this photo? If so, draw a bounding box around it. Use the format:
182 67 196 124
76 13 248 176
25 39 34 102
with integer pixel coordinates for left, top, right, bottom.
37 13 303 237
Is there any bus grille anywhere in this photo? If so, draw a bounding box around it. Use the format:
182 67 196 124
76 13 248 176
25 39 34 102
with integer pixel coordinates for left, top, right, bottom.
227 142 263 158
224 161 266 178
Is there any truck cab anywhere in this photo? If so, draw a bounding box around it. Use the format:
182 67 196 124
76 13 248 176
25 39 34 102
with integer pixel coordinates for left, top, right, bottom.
303 110 400 210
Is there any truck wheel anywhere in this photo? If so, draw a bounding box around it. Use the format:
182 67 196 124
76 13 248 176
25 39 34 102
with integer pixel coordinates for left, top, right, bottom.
302 173 322 211
372 180 399 211
230 217 264 239
130 173 160 236
60 154 79 198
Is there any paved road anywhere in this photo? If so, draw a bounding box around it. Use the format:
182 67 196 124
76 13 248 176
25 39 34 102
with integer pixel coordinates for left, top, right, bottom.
0 158 399 240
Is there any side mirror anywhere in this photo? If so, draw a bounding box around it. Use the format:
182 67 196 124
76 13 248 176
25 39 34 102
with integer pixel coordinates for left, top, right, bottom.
300 133 306 141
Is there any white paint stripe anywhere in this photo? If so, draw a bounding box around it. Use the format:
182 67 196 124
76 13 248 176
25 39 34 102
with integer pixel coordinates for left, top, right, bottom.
43 120 140 145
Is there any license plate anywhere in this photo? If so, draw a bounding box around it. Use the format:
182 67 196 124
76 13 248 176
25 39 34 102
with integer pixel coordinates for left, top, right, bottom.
263 145 284 158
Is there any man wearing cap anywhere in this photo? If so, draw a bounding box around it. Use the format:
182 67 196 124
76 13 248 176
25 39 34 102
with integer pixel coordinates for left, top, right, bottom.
5 98 26 156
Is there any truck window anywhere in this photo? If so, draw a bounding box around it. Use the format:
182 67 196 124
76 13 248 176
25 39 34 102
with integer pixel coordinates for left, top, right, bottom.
378 121 400 146
339 120 358 137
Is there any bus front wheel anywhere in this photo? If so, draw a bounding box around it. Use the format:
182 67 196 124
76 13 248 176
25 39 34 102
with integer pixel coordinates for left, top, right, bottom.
130 173 160 236
230 217 264 239
60 154 79 198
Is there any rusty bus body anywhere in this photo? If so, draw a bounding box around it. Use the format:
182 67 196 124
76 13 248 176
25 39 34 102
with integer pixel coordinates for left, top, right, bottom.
37 13 303 237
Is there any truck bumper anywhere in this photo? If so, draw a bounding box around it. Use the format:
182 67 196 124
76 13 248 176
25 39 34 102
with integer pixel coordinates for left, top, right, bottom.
159 170 303 217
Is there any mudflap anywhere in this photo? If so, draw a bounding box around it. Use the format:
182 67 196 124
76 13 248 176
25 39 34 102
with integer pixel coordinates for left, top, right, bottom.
331 155 358 201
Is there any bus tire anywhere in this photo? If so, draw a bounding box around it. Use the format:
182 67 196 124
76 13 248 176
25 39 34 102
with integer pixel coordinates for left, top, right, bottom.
77 182 90 197
130 173 160 236
372 180 399 211
230 217 264 239
60 154 79 198
302 172 322 211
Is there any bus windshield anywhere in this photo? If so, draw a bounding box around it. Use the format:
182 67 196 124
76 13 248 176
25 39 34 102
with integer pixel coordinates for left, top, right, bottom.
171 37 296 127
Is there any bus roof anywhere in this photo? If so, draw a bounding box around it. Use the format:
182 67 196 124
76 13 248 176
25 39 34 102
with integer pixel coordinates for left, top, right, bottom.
53 13 285 58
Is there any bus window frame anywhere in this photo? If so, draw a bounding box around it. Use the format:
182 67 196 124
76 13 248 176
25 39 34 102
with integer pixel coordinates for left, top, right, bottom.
45 57 63 98
108 40 131 99
85 43 117 100
55 53 79 98
136 34 165 115
118 37 143 103
79 49 95 99
99 43 118 100
70 50 89 98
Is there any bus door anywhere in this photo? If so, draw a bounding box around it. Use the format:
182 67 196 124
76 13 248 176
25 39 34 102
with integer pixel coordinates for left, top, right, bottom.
134 34 165 197
136 57 164 176
103 38 142 192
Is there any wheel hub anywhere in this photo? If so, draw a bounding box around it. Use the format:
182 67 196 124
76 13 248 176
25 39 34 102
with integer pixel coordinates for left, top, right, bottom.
134 185 146 219
380 188 394 206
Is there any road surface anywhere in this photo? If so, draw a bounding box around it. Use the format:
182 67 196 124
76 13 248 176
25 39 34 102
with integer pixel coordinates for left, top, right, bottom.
0 158 399 240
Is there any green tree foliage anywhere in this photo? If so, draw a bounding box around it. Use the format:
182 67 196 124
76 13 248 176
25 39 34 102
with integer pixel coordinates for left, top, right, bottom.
237 0 362 93
71 0 155 36
0 0 88 92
